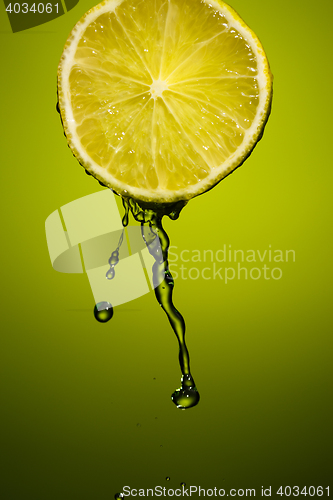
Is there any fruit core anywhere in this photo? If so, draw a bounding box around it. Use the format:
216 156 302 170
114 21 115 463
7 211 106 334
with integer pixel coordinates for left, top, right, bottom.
149 79 169 99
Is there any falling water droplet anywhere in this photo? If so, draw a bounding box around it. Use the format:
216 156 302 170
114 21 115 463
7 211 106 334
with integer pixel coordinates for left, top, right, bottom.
122 199 129 227
171 387 200 409
171 375 200 409
106 267 115 280
108 249 119 266
94 301 113 323
138 210 200 410
106 233 123 280
166 477 170 481
120 198 200 409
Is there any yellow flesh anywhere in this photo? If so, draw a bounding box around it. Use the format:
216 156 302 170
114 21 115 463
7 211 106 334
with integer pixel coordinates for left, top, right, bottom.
64 0 267 197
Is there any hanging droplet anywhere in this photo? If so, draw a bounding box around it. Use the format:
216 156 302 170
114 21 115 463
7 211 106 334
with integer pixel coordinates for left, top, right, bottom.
171 387 200 409
122 200 129 227
94 301 113 323
106 267 115 280
108 249 119 266
171 375 200 409
181 483 186 487
106 248 120 280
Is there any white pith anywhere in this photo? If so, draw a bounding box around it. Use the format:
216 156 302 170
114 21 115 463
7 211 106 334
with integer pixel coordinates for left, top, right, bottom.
150 79 169 99
58 0 272 203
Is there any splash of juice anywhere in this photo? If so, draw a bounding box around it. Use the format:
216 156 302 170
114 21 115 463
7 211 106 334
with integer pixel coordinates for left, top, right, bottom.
126 198 199 409
96 195 199 409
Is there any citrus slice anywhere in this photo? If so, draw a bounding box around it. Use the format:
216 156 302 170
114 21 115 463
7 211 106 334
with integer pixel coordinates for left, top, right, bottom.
58 0 272 203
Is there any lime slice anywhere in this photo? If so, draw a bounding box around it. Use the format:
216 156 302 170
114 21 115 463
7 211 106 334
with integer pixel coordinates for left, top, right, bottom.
58 0 272 203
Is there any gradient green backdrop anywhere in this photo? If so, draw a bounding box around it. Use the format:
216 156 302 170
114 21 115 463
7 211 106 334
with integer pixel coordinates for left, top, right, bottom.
1 0 332 498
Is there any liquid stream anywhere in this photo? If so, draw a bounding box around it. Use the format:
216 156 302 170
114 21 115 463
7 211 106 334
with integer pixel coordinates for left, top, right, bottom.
97 196 200 410
105 200 129 280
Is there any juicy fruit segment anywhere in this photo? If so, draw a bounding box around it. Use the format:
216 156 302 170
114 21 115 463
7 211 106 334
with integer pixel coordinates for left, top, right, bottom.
59 0 272 202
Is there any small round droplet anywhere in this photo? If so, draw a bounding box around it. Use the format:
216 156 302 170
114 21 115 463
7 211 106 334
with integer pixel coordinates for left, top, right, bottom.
166 477 170 481
171 386 200 409
108 250 119 266
114 493 124 500
171 375 200 409
94 301 113 323
106 267 115 280
181 482 186 487
122 209 129 227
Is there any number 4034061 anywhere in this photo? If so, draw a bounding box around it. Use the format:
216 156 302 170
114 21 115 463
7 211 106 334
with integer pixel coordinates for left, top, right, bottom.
5 3 59 13
277 486 330 496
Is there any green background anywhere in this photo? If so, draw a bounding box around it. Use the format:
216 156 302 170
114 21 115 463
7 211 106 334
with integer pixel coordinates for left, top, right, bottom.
1 0 332 498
